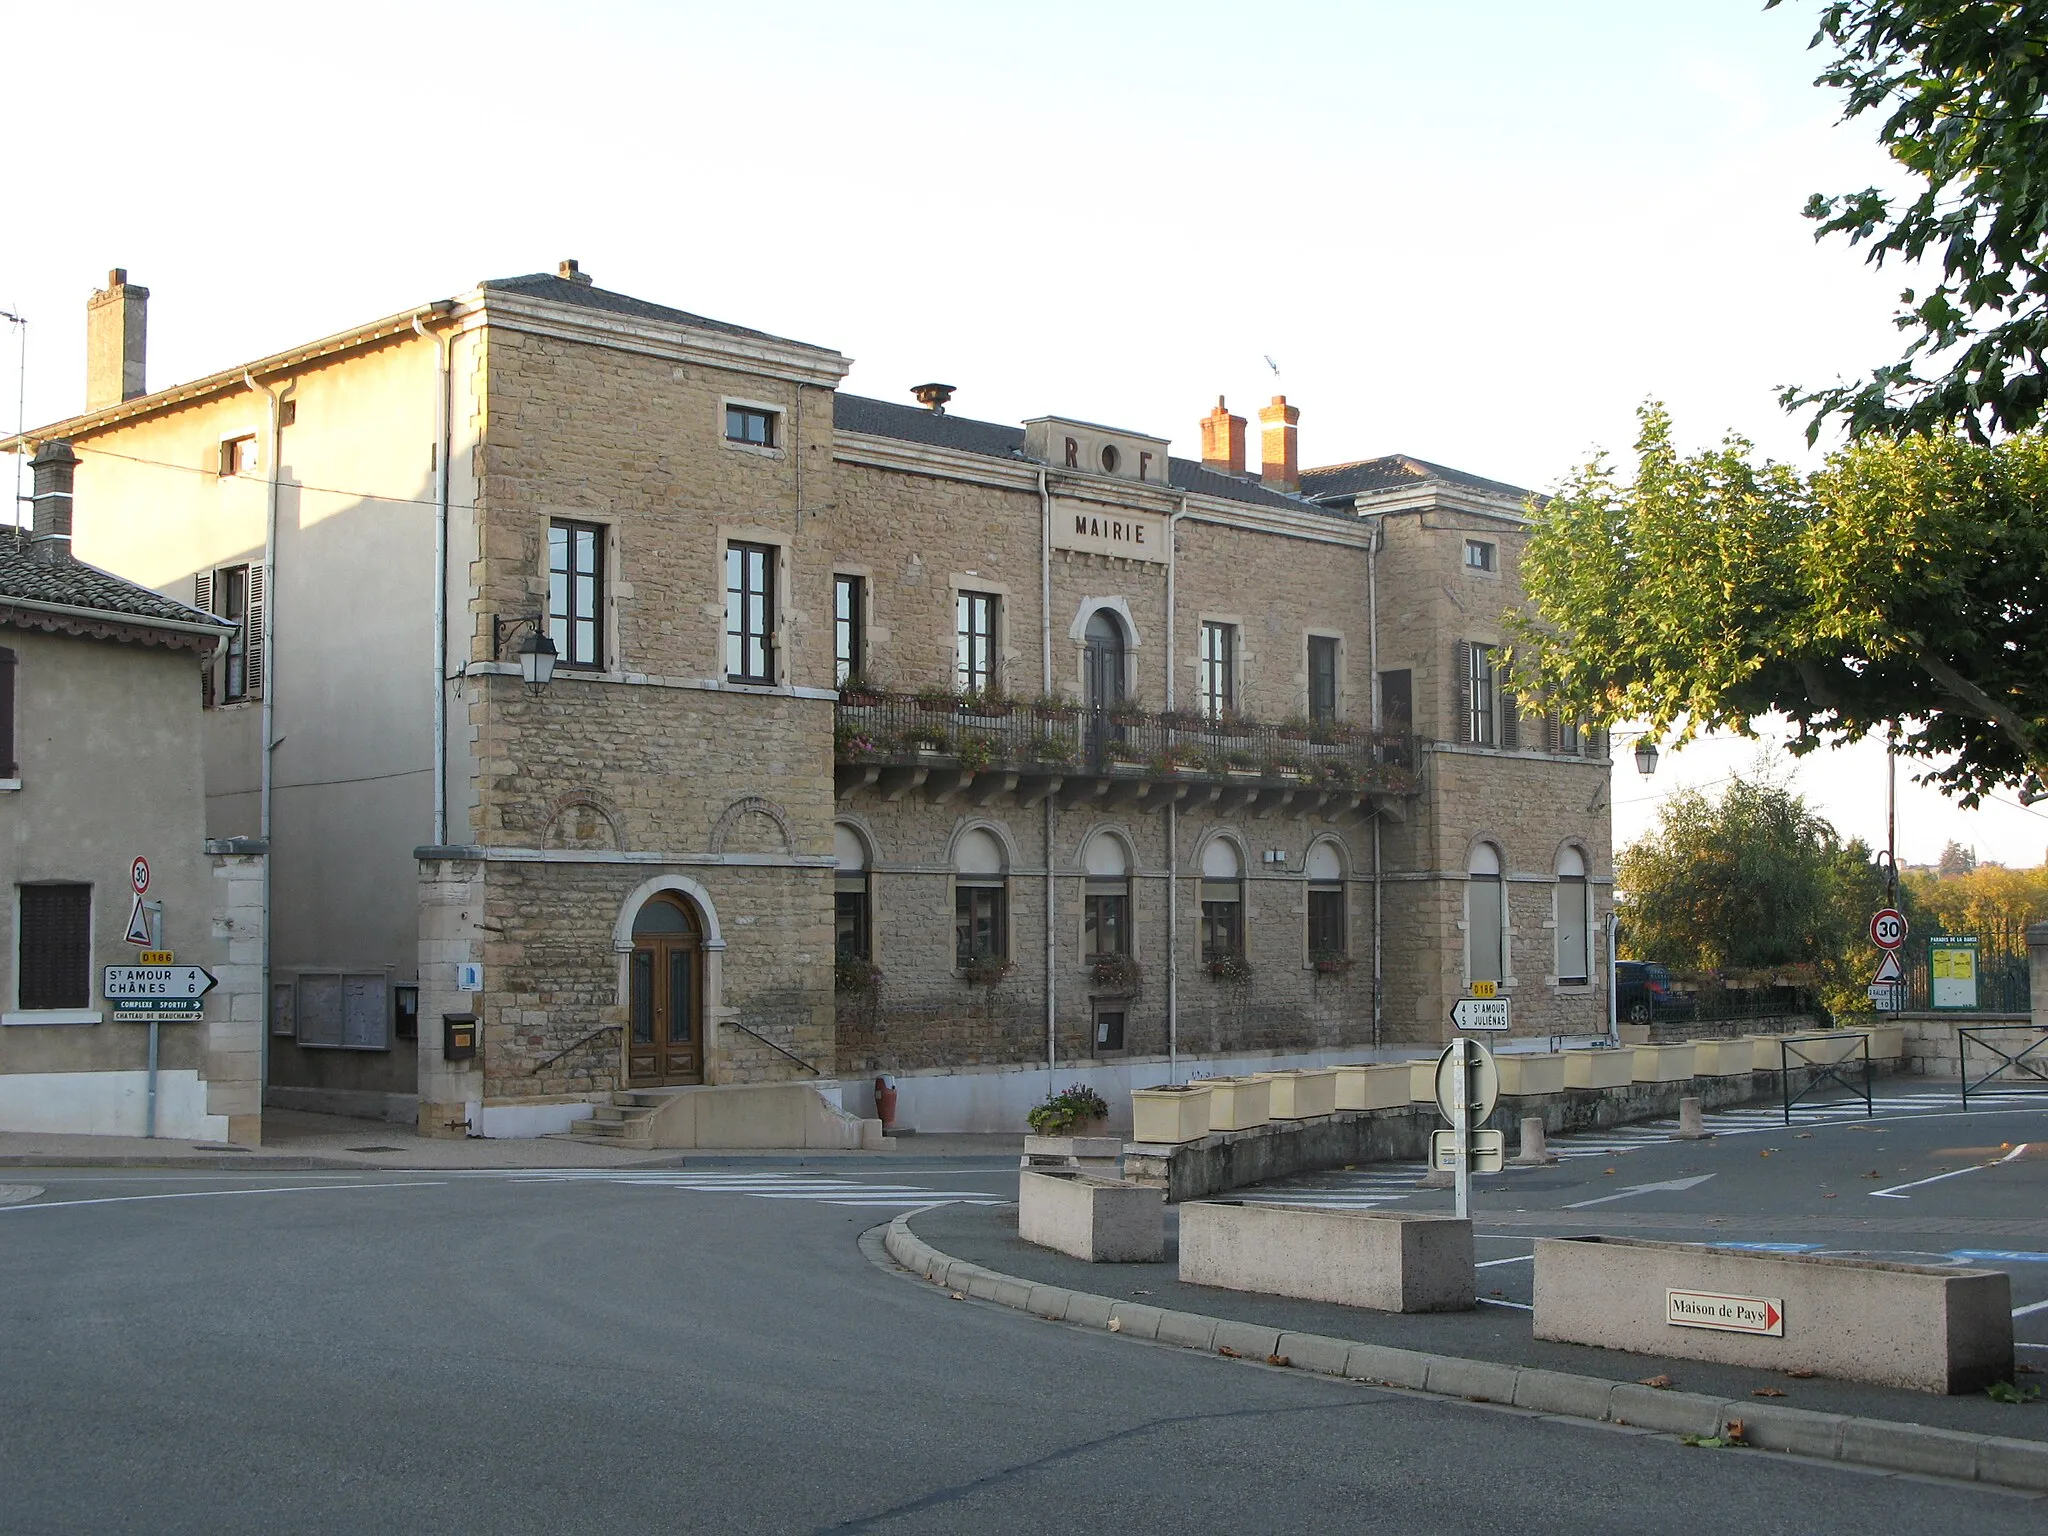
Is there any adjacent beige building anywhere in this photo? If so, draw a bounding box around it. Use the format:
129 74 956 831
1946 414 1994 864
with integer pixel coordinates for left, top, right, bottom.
11 263 1611 1137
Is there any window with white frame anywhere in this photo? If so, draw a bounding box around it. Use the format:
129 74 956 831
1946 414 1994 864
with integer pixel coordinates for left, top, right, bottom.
1083 834 1131 961
1464 538 1495 572
953 828 1008 968
1555 846 1590 984
726 542 777 683
549 520 605 669
956 591 999 695
834 575 865 687
1467 843 1505 984
1199 621 1236 719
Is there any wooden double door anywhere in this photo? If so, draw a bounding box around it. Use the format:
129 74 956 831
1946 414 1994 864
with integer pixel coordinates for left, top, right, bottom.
628 895 703 1084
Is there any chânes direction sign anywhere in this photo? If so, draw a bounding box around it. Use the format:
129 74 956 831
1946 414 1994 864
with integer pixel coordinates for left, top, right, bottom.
1666 1288 1784 1337
104 964 217 1020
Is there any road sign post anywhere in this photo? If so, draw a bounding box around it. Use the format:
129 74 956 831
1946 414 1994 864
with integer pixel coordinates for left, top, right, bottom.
105 962 215 1140
1434 1039 1500 1219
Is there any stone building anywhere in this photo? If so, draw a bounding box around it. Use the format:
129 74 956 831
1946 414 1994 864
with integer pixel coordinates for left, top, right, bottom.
11 264 1610 1137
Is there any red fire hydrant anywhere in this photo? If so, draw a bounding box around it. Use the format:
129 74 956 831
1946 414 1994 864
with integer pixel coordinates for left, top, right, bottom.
874 1075 898 1130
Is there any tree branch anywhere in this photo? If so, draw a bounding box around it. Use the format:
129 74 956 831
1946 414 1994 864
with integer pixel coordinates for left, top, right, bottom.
1909 647 2045 767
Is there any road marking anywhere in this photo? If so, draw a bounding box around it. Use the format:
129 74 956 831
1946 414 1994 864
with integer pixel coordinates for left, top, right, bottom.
0 1180 447 1213
1476 1254 1533 1267
1563 1174 1716 1209
2011 1299 2048 1319
1870 1143 2030 1199
501 1170 1001 1207
1949 1249 2048 1265
1477 1297 1533 1312
1711 1242 1823 1254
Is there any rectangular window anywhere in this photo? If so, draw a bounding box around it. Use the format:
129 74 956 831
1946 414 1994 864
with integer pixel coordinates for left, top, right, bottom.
1199 621 1236 719
956 591 999 694
547 520 605 669
394 985 420 1041
197 564 263 705
725 542 777 683
295 972 391 1050
1378 668 1412 730
1468 875 1504 983
1557 876 1590 984
835 881 870 961
1093 1008 1126 1054
1467 642 1497 746
724 405 778 448
1308 635 1339 723
0 646 15 778
218 435 257 477
1084 888 1129 959
220 565 249 701
1465 539 1495 571
955 883 1007 967
18 884 91 1010
834 574 864 687
1199 879 1243 962
1308 886 1345 957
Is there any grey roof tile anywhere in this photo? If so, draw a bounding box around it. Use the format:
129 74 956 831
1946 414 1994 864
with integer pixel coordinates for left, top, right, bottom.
1300 455 1533 502
479 273 810 346
0 537 225 629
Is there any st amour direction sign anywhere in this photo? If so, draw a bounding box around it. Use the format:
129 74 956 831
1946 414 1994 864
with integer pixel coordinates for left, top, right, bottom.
104 963 217 1020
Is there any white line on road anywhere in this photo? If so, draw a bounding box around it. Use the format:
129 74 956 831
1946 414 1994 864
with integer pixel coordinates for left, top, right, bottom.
1870 1143 2030 1199
2011 1298 2048 1319
1476 1254 1534 1268
1562 1174 1716 1209
0 1180 448 1213
1477 1297 1533 1312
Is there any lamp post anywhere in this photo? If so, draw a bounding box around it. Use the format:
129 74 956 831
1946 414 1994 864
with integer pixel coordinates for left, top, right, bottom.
491 614 559 693
1610 727 1660 1041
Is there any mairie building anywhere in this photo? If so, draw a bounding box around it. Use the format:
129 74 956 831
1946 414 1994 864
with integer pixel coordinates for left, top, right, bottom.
10 263 1613 1138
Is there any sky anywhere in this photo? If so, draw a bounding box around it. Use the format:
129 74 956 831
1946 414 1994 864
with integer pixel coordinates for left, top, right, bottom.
4 0 2043 866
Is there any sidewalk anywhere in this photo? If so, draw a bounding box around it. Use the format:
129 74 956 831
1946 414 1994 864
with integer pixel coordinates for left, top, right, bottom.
898 1201 2048 1471
0 1110 1024 1170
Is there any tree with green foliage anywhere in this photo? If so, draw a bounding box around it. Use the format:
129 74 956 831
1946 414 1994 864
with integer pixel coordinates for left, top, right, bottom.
1511 405 2048 804
1771 0 2048 442
1617 771 1896 1012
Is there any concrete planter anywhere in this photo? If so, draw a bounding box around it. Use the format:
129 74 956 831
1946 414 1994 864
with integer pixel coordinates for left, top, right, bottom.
1855 1023 1906 1060
1334 1063 1411 1111
1259 1068 1338 1120
1496 1053 1567 1096
1131 1084 1212 1144
1688 1039 1752 1077
1202 1076 1271 1131
1632 1043 1696 1083
1180 1201 1474 1312
1408 1059 1441 1102
1018 1170 1165 1262
1533 1235 2012 1394
1563 1047 1635 1090
1748 1033 1791 1071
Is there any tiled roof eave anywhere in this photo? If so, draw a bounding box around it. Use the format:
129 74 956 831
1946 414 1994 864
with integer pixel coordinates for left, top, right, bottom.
0 596 227 654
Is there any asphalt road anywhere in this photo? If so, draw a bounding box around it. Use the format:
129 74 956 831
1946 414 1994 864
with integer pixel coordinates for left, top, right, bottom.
3 1112 2047 1534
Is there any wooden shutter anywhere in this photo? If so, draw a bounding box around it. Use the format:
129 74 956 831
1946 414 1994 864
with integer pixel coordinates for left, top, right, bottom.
1543 707 1560 754
244 563 265 698
193 571 217 709
1453 640 1472 743
0 648 14 778
1499 679 1519 751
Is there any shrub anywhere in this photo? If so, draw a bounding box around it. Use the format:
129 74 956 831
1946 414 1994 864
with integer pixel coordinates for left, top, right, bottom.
1028 1083 1111 1136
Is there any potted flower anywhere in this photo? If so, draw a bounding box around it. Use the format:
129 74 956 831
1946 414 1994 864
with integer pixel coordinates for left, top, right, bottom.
1030 694 1075 722
1027 1083 1111 1138
833 725 881 760
838 675 885 708
961 954 1014 987
1109 694 1150 726
1091 952 1143 994
1104 738 1144 769
959 688 1012 718
913 684 959 714
1276 714 1312 742
1269 753 1306 779
1206 950 1254 983
1310 949 1353 977
835 955 882 995
904 722 951 753
955 735 995 772
1029 733 1077 765
1224 749 1258 775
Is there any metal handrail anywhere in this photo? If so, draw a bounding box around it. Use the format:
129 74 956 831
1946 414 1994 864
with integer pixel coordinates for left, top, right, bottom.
1777 1032 1872 1124
721 1018 822 1075
1958 1023 2048 1109
530 1023 620 1074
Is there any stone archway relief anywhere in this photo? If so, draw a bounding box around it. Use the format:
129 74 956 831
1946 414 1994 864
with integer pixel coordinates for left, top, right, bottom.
709 795 794 856
541 790 626 851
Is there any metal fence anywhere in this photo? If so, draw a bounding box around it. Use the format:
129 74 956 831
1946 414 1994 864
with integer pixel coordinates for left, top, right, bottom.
1898 930 2033 1014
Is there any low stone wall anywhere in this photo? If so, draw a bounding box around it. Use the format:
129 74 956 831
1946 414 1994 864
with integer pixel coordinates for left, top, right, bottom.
1648 1013 1821 1043
1125 1059 1901 1203
1018 1170 1163 1263
1893 1012 2039 1079
1180 1203 1472 1313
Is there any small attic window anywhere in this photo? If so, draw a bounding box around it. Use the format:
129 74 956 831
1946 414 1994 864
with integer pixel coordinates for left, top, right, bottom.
218 435 257 477
725 405 778 448
1464 539 1496 572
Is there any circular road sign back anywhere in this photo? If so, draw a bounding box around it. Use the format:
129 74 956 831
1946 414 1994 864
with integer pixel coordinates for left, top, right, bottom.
130 856 150 895
1434 1040 1500 1126
1870 908 1908 950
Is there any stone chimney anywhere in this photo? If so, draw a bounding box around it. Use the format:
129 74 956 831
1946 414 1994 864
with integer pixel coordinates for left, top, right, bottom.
28 441 77 563
557 258 594 286
86 269 148 409
1201 397 1247 476
1259 395 1300 493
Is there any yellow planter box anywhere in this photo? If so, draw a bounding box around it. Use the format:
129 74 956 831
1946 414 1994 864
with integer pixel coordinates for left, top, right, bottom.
1855 1023 1906 1060
1496 1053 1567 1096
1131 1084 1212 1144
1632 1044 1696 1083
1258 1068 1338 1120
1409 1059 1441 1102
1203 1076 1272 1131
1334 1063 1412 1112
1688 1039 1752 1077
1747 1034 1788 1071
1564 1047 1636 1089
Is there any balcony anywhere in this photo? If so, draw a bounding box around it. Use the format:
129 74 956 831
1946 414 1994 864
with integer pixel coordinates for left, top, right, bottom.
833 691 1419 815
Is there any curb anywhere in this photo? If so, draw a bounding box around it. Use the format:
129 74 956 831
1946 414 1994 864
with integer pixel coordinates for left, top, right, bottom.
0 1151 1024 1174
881 1215 2048 1497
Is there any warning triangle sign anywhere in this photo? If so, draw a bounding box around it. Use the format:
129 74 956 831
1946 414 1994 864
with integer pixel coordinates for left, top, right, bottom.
124 895 153 947
1873 949 1904 985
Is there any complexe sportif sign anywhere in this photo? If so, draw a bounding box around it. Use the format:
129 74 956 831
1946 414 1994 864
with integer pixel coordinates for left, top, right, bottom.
1666 1288 1783 1337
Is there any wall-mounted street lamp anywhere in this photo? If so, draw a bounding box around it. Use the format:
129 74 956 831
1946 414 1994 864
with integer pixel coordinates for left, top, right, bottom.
491 614 559 692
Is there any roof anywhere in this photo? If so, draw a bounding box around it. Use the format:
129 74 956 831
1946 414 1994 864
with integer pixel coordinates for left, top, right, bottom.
0 536 227 633
478 273 811 347
832 394 1332 514
1300 455 1534 503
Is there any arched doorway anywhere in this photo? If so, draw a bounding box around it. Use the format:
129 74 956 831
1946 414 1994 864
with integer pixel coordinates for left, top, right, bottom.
628 894 703 1084
1084 609 1127 712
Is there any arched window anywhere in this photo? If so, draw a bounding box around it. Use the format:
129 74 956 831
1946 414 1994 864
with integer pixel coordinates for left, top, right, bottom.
1084 608 1127 712
1467 842 1505 984
1083 833 1131 959
953 828 1008 968
835 824 871 961
1305 841 1345 959
1555 845 1590 984
1200 838 1244 963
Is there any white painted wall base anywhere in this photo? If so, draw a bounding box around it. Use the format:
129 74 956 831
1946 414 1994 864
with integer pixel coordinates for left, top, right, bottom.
0 1069 228 1140
475 1100 597 1138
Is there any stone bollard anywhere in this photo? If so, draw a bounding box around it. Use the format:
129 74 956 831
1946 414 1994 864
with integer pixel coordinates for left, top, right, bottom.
1672 1096 1706 1140
1510 1115 1558 1166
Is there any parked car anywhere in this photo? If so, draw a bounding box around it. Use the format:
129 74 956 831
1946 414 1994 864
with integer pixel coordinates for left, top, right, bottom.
1615 961 1697 1025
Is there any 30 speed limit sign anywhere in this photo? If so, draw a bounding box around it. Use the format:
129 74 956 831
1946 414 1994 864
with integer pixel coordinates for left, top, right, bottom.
1870 908 1908 950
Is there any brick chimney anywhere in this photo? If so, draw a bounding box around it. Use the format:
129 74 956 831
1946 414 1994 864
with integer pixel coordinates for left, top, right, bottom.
1201 397 1247 476
28 441 76 563
557 258 594 286
86 269 148 409
1259 395 1300 493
